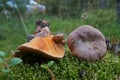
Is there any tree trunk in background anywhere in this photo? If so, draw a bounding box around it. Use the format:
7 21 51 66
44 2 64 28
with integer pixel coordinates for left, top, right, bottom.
81 0 88 10
99 0 106 8
117 0 120 23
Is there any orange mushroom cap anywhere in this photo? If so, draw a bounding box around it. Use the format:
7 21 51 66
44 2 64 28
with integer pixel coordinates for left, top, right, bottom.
14 35 65 59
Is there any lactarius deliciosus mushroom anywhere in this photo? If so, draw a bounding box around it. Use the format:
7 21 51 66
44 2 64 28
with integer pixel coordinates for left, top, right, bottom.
14 34 65 60
67 25 107 61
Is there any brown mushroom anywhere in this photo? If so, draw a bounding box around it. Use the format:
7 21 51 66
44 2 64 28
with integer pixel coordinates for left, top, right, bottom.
52 33 65 45
14 35 65 60
67 25 107 61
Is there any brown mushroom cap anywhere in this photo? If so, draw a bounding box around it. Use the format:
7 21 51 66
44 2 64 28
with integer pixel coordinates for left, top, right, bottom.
67 25 107 61
14 35 65 59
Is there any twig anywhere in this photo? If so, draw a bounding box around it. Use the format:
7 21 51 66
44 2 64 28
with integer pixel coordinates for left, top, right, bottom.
14 1 29 36
47 68 56 80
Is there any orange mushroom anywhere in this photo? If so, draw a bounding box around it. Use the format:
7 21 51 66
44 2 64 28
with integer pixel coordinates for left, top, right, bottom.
14 34 65 60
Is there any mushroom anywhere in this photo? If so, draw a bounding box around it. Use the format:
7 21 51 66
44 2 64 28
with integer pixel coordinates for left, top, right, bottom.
67 25 107 61
14 35 65 60
52 33 65 44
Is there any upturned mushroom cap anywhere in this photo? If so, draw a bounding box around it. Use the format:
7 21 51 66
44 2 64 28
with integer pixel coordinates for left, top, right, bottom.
14 35 65 59
67 25 107 61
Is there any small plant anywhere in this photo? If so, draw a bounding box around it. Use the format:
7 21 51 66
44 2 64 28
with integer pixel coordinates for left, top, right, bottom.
41 61 55 80
0 50 22 75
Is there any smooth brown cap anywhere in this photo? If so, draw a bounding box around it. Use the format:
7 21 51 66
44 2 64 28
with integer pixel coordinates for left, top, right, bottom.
67 25 107 61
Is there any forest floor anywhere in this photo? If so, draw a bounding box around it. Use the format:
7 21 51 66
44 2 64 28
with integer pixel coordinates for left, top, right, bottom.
0 9 120 80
